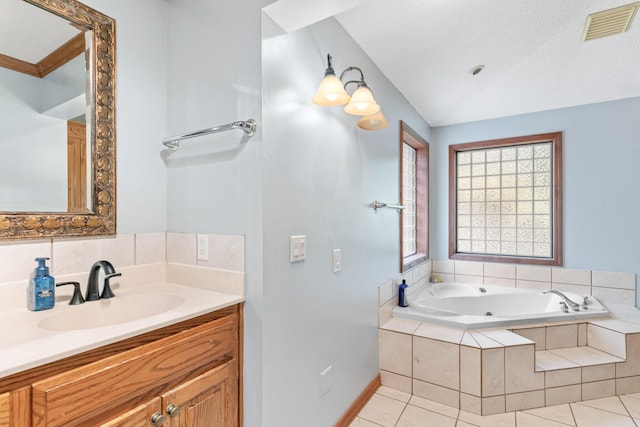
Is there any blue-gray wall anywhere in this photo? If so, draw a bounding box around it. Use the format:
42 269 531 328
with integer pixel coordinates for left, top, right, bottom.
262 17 431 426
432 97 640 304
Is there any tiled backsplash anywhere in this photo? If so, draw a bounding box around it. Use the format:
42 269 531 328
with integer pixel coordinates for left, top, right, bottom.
0 232 245 288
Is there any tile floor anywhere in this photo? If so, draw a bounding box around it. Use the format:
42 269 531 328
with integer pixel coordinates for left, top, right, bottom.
351 386 640 426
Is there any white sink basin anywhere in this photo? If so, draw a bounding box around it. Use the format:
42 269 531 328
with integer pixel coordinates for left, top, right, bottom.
39 294 185 331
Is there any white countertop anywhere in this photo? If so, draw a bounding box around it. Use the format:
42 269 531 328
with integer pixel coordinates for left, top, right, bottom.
0 264 244 378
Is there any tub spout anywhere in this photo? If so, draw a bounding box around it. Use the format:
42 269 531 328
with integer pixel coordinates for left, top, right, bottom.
543 290 580 311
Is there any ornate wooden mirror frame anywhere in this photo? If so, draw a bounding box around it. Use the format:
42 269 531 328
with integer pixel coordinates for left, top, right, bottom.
0 0 116 240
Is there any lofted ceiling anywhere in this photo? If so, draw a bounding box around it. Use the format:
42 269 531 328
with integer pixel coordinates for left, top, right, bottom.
335 0 640 126
264 0 640 127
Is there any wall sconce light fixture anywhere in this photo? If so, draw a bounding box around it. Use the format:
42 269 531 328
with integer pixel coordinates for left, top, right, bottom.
312 53 388 130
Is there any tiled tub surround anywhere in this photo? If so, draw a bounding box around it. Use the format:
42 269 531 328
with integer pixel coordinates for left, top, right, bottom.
379 316 640 416
0 232 245 376
378 259 639 416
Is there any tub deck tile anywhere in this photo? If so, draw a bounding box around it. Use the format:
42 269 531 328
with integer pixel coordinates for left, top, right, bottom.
535 350 580 371
468 330 504 349
380 317 421 335
476 329 534 347
548 346 624 367
414 322 464 344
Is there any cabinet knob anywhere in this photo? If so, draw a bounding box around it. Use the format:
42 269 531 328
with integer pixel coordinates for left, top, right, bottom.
151 412 166 426
166 404 180 418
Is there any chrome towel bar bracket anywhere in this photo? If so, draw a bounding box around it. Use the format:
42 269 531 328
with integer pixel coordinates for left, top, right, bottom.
372 200 405 212
162 119 257 151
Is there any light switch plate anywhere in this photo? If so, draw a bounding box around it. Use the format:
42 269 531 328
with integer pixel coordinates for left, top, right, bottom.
332 249 341 273
197 234 209 261
290 235 306 262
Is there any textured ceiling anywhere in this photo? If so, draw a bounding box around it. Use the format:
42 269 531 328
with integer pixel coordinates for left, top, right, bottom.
335 0 640 126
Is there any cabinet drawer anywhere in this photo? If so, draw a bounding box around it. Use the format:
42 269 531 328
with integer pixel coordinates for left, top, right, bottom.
32 313 237 427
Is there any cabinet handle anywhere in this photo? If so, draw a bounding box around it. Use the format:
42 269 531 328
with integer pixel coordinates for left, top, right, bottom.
151 412 166 426
166 404 180 418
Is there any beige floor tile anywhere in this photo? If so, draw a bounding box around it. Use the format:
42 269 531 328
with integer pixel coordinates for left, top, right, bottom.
376 386 411 403
456 421 477 427
357 394 406 427
620 395 640 418
574 396 629 416
457 409 516 427
516 412 575 426
570 402 636 427
396 404 456 427
523 404 576 426
349 417 380 427
408 395 459 419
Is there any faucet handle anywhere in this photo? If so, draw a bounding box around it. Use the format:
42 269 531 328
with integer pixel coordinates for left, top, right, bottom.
100 272 122 299
56 281 86 305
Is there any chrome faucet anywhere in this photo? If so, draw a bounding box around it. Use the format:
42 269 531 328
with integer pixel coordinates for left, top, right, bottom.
543 290 580 311
86 260 122 301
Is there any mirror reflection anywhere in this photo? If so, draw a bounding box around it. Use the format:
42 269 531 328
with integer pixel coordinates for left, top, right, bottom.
0 0 92 213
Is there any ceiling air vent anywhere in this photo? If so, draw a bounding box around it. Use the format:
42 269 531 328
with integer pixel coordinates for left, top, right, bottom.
582 2 639 41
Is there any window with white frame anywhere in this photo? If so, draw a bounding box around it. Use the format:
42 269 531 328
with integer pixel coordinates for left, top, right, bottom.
449 132 562 266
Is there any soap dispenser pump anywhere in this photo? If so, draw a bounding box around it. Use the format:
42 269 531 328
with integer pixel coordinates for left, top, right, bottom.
398 279 409 307
28 257 55 311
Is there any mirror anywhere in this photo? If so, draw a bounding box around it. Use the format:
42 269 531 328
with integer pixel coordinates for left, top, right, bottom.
0 0 116 240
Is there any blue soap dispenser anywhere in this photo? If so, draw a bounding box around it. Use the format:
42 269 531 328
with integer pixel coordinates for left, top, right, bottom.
28 257 55 311
398 279 409 307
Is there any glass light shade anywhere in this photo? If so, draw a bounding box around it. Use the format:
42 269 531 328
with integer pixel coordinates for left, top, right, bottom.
357 110 389 130
344 85 380 115
312 75 350 106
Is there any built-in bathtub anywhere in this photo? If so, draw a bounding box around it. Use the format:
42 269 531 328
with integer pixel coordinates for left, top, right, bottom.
393 282 610 328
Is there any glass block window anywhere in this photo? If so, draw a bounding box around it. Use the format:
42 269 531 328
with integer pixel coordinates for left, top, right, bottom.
400 121 429 272
403 142 417 257
449 133 562 266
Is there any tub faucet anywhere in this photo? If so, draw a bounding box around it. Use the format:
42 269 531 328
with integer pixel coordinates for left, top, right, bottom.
543 290 580 311
86 260 122 301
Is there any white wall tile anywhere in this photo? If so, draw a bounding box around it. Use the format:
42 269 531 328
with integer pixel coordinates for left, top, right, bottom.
592 286 636 306
516 265 551 282
551 268 591 286
587 324 626 359
546 324 578 350
484 263 516 279
455 261 483 277
380 370 412 394
454 274 484 285
135 232 166 264
592 271 636 290
482 348 505 396
378 299 394 327
505 390 544 411
484 277 516 287
379 330 412 377
551 282 591 297
0 240 51 283
413 337 459 389
166 232 196 265
516 280 549 291
582 380 616 400
433 260 454 274
545 384 581 406
53 235 135 275
378 280 393 307
197 234 245 272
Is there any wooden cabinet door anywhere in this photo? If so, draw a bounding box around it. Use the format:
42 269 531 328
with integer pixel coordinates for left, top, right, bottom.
162 361 238 427
98 397 162 427
0 387 31 427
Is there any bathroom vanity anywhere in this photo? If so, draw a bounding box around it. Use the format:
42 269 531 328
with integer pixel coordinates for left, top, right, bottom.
0 303 242 426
